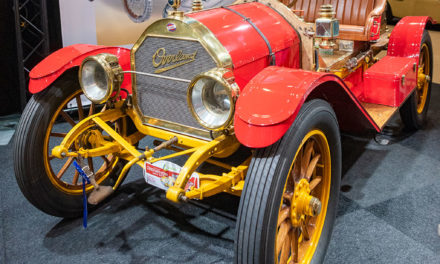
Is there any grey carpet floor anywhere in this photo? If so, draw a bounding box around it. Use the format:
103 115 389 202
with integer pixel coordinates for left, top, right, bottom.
0 114 20 146
1 85 440 263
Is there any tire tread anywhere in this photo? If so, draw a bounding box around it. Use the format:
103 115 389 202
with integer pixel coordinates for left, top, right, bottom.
235 99 341 264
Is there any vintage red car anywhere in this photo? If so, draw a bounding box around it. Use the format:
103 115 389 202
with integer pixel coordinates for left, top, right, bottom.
13 0 434 263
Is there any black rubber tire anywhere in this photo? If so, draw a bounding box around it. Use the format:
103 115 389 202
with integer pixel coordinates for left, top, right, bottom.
13 71 127 218
234 99 341 264
399 30 433 131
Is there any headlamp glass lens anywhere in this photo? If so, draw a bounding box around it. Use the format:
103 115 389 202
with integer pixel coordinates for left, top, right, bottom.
202 81 230 115
191 77 231 129
81 59 109 102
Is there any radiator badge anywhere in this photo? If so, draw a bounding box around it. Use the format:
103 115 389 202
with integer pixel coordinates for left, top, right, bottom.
166 23 177 32
152 48 197 74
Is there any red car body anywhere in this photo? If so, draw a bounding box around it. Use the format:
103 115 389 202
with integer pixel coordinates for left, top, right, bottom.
14 1 436 262
27 3 432 148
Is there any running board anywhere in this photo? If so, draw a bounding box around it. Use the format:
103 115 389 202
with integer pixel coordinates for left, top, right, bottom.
360 102 398 130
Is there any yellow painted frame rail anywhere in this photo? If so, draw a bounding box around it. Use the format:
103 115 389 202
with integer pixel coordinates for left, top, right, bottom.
50 103 249 202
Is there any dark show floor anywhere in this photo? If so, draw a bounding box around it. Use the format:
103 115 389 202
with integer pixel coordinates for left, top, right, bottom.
1 85 440 264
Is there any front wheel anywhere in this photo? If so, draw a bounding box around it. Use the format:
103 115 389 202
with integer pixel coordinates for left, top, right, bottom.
14 70 129 217
235 99 341 264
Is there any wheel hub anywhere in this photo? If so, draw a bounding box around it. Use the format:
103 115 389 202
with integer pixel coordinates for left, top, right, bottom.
290 179 322 227
81 129 105 148
417 67 429 90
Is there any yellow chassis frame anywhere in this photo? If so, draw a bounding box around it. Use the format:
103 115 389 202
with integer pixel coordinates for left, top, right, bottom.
51 101 250 202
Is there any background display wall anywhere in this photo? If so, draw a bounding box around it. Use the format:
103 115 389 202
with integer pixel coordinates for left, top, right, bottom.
59 0 168 47
59 0 236 47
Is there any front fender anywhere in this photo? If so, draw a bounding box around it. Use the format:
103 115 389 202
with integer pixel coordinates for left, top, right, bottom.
388 16 433 59
234 67 376 148
29 44 132 94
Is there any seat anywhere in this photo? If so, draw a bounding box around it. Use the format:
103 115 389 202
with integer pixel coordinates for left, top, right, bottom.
294 0 387 41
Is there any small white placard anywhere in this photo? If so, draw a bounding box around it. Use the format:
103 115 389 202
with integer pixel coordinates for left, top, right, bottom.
143 160 199 191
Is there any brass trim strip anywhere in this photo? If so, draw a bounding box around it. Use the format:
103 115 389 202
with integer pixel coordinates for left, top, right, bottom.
122 70 191 83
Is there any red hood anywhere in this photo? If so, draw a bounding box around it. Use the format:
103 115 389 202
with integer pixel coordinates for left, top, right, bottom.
187 2 300 88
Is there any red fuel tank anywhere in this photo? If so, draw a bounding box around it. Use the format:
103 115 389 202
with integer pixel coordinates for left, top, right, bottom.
187 2 301 88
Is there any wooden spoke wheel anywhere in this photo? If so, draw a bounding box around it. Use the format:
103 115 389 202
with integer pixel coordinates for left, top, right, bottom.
235 99 341 264
14 70 130 217
276 130 331 263
400 30 433 130
44 89 120 195
416 43 430 114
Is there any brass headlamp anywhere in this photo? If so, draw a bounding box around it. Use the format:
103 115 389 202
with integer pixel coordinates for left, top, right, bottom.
187 68 239 131
79 53 123 104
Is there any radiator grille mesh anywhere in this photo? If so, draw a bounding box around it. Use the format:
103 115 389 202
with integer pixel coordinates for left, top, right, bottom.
134 37 217 130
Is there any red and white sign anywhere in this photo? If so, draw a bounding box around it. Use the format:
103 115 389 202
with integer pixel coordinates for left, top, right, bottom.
167 23 177 32
144 160 199 191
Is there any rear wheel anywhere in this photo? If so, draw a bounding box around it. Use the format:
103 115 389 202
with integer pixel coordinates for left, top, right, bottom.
235 99 341 264
14 70 130 217
400 30 433 130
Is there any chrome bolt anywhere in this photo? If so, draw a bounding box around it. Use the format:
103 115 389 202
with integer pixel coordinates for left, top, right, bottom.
309 197 322 216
